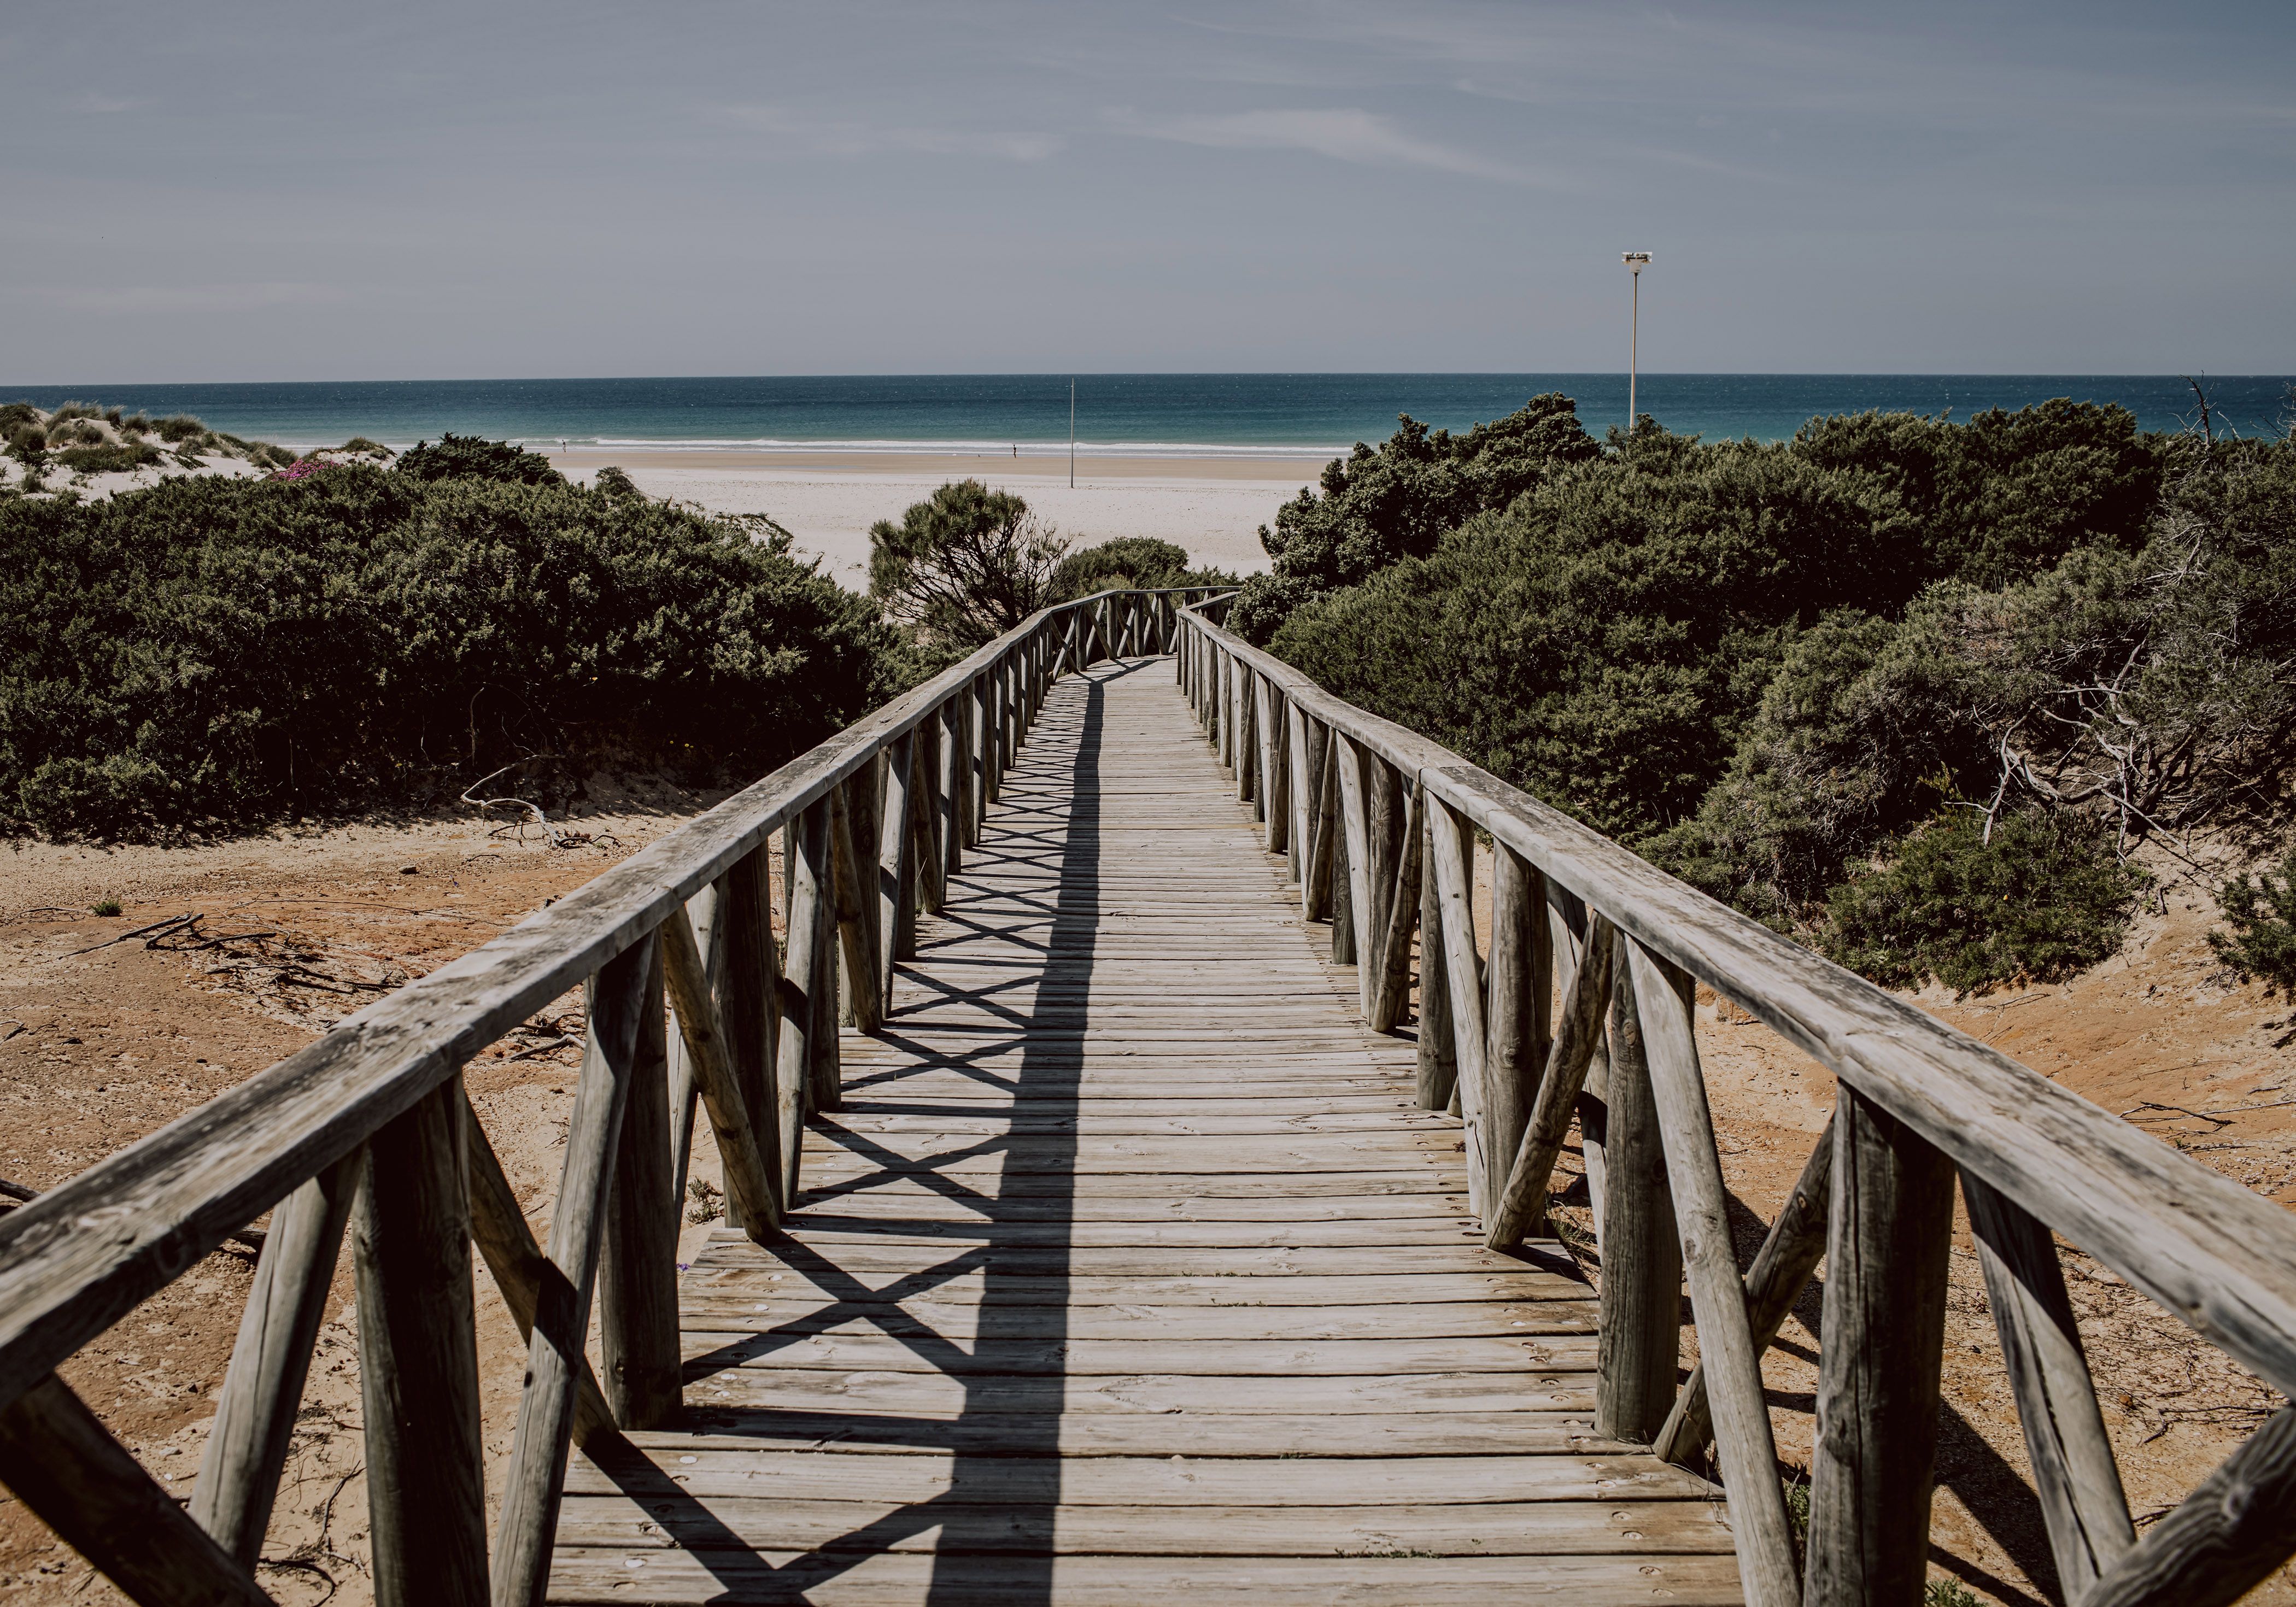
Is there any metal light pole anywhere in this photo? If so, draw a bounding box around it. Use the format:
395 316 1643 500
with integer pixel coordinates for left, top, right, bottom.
1621 252 1650 432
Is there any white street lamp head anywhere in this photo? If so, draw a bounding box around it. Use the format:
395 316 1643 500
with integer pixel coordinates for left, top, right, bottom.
1623 251 1651 270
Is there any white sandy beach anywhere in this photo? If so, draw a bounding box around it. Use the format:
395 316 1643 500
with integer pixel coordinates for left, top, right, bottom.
547 448 1315 590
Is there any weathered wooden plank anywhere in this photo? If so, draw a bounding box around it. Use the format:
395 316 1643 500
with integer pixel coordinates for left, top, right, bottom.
1596 942 1682 1446
1804 1085 1955 1606
0 1373 272 1607
1964 1171 2134 1596
1627 939 1798 1607
1655 1115 1833 1467
493 937 654 1607
190 1148 360 1564
544 1549 1747 1605
658 905 780 1238
1426 793 1490 1216
775 798 831 1201
2080 1404 2296 1607
598 942 682 1432
354 1075 488 1607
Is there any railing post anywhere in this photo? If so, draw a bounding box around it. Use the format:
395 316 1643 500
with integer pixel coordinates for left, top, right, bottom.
776 797 833 1204
599 938 681 1430
1482 843 1550 1213
718 846 781 1224
1425 794 1490 1215
1595 939 1682 1444
493 935 656 1607
190 1149 362 1564
356 1072 488 1607
1805 1086 1958 1605
665 877 723 1207
939 698 964 878
1414 797 1455 1111
1332 732 1374 998
1625 938 1800 1607
1300 711 1333 922
877 732 915 999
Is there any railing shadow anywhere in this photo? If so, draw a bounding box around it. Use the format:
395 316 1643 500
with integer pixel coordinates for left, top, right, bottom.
583 659 1141 1602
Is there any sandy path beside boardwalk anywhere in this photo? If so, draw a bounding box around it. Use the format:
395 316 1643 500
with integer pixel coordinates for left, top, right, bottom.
547 448 1316 590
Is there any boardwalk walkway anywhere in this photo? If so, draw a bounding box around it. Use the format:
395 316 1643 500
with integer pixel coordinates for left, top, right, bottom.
549 658 1737 1604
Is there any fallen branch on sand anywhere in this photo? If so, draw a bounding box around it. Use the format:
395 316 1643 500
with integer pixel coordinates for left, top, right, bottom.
460 758 566 846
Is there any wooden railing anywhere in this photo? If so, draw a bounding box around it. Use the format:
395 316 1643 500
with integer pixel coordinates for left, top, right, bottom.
0 585 1220 1607
1174 596 2296 1607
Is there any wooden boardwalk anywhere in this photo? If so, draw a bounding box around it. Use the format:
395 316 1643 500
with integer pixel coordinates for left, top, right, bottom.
549 659 1738 1604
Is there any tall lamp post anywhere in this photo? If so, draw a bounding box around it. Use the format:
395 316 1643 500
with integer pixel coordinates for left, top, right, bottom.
1621 251 1651 432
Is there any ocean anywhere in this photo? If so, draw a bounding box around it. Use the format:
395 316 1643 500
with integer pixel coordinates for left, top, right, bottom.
3 373 2288 456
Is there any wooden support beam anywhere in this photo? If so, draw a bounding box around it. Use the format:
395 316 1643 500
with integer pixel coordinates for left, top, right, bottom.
1367 777 1424 1033
0 1372 272 1607
1963 1174 2133 1595
1427 795 1491 1219
1804 1083 1957 1606
1481 843 1547 1214
598 942 681 1431
2081 1405 2296 1607
461 1100 617 1450
1415 802 1456 1111
190 1149 360 1565
1625 938 1800 1607
1486 915 1616 1248
828 782 882 1038
491 935 654 1607
664 878 724 1210
1299 712 1334 923
1596 945 1682 1446
715 847 781 1229
877 732 914 999
355 1074 488 1607
1333 732 1375 1011
658 907 780 1238
1655 1115 1834 1466
776 798 832 1201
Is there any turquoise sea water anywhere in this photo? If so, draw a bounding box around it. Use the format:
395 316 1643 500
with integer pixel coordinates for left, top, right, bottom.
3 373 2288 455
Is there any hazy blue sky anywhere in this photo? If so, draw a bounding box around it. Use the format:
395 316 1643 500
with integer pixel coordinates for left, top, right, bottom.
5 1 2292 382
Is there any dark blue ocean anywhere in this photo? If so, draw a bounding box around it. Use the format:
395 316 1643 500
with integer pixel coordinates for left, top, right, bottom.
3 374 2287 455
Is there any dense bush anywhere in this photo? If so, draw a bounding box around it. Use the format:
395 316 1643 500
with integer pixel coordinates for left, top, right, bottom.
2210 851 2296 999
0 465 892 838
1049 536 1236 602
1225 392 1602 641
395 433 563 486
1819 808 2147 993
869 479 1065 649
1254 396 2290 990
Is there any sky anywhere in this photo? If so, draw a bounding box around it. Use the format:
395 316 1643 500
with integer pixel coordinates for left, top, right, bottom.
4 1 2293 382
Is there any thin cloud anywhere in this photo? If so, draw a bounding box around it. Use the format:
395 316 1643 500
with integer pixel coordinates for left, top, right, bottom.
717 104 1060 162
1108 106 1532 184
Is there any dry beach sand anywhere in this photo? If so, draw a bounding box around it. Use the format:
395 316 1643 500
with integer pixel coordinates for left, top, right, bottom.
546 448 1308 589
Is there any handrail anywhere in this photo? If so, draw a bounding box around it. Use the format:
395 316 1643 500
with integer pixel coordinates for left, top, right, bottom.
0 583 1222 1606
1174 596 2296 1607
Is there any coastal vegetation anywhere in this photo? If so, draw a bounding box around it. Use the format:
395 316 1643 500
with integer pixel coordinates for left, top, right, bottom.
0 454 889 838
869 479 1234 653
2 403 295 494
1247 394 2296 992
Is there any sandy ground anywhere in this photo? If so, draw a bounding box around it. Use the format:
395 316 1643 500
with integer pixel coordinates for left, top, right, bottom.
546 448 1304 591
4 760 2293 1604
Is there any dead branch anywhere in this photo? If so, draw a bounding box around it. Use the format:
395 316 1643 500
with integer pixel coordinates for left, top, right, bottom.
460 758 564 846
63 913 196 956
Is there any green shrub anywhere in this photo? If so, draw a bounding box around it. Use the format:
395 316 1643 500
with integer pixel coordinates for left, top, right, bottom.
154 414 208 443
2209 852 2296 998
1923 1580 1981 1607
395 433 563 486
52 420 104 447
340 436 390 457
0 464 895 838
58 443 163 474
91 898 120 917
1819 808 2146 994
7 426 46 461
47 402 99 424
0 403 39 432
1049 536 1234 602
869 479 1064 648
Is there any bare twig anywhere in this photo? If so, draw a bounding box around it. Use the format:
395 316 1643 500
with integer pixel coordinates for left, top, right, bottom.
63 913 196 956
460 758 563 846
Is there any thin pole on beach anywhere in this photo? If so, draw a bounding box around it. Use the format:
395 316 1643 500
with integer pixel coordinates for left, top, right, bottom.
1621 252 1651 432
1068 380 1076 488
